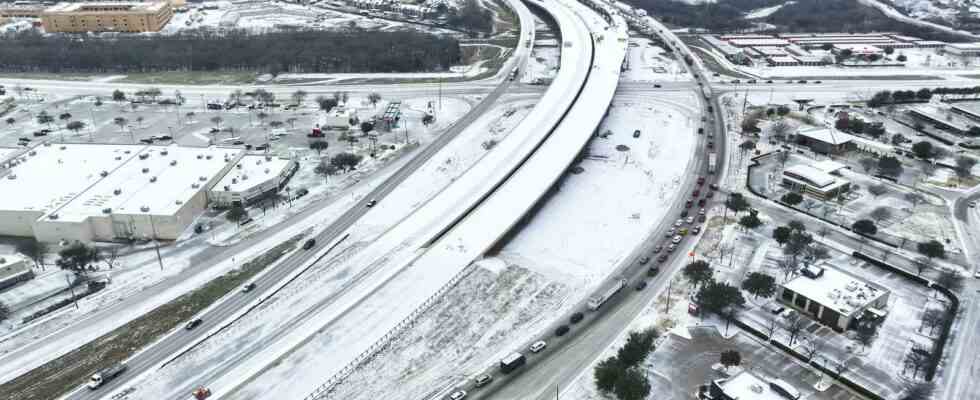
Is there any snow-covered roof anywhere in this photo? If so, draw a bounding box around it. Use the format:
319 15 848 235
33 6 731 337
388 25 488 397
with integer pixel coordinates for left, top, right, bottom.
783 264 888 317
768 55 797 64
215 155 292 193
888 34 921 42
783 164 837 187
796 126 854 145
0 253 26 269
832 43 882 54
0 143 242 221
810 159 847 174
714 371 789 400
728 38 789 47
946 42 980 50
44 1 170 13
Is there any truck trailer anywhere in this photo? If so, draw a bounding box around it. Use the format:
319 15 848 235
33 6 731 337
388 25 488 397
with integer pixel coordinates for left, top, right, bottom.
708 152 717 174
87 363 127 390
587 278 627 311
499 352 526 374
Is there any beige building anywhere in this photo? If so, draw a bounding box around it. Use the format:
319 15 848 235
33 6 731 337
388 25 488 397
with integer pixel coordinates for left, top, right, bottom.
41 1 173 33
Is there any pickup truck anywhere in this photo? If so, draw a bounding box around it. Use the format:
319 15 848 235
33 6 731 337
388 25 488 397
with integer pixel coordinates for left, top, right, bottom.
87 363 127 390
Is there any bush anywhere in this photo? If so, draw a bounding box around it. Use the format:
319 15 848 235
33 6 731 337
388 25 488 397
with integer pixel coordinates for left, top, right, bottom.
570 312 584 324
555 325 570 337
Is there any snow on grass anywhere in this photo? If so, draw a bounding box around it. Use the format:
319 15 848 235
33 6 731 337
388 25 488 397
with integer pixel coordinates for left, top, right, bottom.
622 38 690 83
498 93 698 287
744 2 792 19
327 263 570 400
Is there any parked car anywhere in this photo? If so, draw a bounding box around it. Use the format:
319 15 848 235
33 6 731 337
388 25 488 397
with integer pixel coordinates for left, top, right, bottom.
633 130 641 138
678 228 689 235
767 303 786 314
698 214 707 223
185 318 203 330
302 238 316 250
232 140 245 145
685 200 692 208
686 216 695 224
652 245 663 254
709 183 719 191
657 254 669 263
653 83 662 88
449 390 467 400
692 226 702 234
699 208 706 215
665 228 676 237
667 243 677 252
697 199 706 207
648 266 660 276
32 131 48 137
697 176 705 185
706 191 715 199
970 201 977 208
765 80 774 83
674 219 684 227
529 340 547 353
680 209 689 218
672 235 682 244
639 256 650 265
692 189 700 197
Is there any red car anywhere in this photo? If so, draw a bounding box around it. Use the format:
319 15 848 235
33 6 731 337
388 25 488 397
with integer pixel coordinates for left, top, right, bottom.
692 189 701 197
697 198 706 207
685 200 693 208
697 176 706 185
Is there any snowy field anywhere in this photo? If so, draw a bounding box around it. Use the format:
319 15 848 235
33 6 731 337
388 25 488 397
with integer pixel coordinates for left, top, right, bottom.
120 98 539 400
622 38 690 83
311 92 700 399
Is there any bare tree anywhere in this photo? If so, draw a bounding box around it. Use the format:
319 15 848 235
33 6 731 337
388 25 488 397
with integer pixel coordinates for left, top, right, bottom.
919 308 945 336
101 247 119 270
802 338 824 362
913 257 929 276
16 239 48 269
903 349 931 380
765 315 779 340
868 183 889 198
899 382 935 400
869 206 893 223
936 269 964 293
777 257 799 282
801 198 819 212
904 192 926 210
859 157 877 174
769 119 794 142
786 317 806 346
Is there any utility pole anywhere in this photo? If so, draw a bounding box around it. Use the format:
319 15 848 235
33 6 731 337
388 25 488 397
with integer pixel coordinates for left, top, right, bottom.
148 215 164 271
438 77 443 111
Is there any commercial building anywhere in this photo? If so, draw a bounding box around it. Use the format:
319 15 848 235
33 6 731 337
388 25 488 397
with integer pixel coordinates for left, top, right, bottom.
41 1 173 33
701 370 800 400
794 126 856 154
313 102 358 131
209 155 298 207
767 55 798 66
0 253 33 292
832 44 884 57
908 106 970 134
0 4 44 19
779 264 890 331
0 143 293 243
945 42 980 56
782 163 851 200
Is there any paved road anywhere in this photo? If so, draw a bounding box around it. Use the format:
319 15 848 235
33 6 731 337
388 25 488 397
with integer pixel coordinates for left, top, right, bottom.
469 13 726 400
55 61 531 400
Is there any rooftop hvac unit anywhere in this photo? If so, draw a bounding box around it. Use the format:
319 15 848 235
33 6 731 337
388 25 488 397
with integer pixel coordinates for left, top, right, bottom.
102 208 112 214
149 176 157 183
115 156 122 160
236 164 243 169
142 168 149 173
114 188 122 195
28 151 36 156
100 171 109 177
231 178 237 184
140 206 150 212
175 200 183 205
170 160 177 166
59 146 66 150
199 176 207 181
205 155 213 160
48 214 58 220
256 159 262 165
197 154 203 159
224 185 231 191
6 174 16 180
241 175 248 180
139 153 149 160
124 150 131 154
264 168 270 174
265 156 272 161
191 183 200 189
846 282 859 292
161 150 168 156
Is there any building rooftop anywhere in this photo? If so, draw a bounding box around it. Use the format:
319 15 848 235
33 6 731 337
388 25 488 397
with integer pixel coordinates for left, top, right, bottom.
728 38 790 47
784 264 888 317
947 42 980 50
215 154 292 193
0 147 21 164
797 126 854 145
783 164 837 187
915 40 947 46
715 371 791 400
0 253 26 270
45 1 169 13
810 159 847 174
768 55 798 64
832 43 883 53
0 143 241 221
909 105 971 132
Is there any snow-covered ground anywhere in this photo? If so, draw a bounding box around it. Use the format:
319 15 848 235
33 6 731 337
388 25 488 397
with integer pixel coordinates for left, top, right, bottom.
744 2 793 19
120 98 539 399
622 38 690 83
299 91 700 399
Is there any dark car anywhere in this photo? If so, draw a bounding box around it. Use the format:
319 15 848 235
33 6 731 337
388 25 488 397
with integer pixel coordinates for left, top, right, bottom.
185 318 203 330
692 189 700 197
140 138 154 144
303 238 316 250
706 191 715 199
798 80 808 84
635 281 648 291
158 135 173 141
680 209 689 218
685 200 692 208
255 144 269 151
697 176 705 185
652 245 663 254
709 183 719 191
647 266 660 276
765 80 774 83
697 198 706 207
33 131 48 137
698 214 707 222
241 282 257 293
633 130 641 138
653 84 662 88
707 141 714 149
657 254 669 263
366 199 378 207
232 140 245 145
814 80 822 84
210 127 220 133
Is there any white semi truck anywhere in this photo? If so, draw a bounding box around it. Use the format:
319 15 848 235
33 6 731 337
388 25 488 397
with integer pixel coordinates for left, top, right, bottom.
87 363 127 390
587 278 627 310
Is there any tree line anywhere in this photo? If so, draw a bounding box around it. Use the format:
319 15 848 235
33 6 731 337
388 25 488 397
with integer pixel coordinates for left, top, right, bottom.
0 28 461 74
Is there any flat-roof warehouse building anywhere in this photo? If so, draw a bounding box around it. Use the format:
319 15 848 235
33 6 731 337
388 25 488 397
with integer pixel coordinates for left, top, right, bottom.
0 143 294 243
779 264 890 331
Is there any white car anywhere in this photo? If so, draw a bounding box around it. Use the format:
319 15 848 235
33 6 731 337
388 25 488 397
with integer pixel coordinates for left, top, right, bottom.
529 340 547 353
672 235 683 244
674 219 684 227
449 390 467 400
